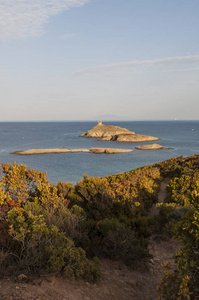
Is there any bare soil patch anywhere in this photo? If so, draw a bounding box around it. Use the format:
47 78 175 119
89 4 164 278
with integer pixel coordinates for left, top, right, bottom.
0 239 180 300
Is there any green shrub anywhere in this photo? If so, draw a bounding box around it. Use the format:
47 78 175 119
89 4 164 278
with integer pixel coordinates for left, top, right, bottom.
157 261 191 300
72 175 114 220
89 218 150 266
101 225 150 266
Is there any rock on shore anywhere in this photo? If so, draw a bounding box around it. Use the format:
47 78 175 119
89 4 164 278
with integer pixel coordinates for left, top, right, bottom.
80 121 159 142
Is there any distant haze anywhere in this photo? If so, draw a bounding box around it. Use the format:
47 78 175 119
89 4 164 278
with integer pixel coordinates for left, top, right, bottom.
0 0 199 121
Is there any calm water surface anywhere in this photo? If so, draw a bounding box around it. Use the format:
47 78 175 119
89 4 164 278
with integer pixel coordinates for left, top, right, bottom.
0 121 198 184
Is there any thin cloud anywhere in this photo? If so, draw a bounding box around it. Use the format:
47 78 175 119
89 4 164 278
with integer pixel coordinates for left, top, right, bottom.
162 67 199 73
61 33 76 39
72 55 199 76
0 0 89 40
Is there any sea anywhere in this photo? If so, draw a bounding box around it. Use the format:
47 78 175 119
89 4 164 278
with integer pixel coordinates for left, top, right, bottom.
0 121 198 185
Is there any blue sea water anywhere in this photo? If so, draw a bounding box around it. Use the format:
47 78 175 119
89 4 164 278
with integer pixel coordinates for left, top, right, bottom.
0 121 198 185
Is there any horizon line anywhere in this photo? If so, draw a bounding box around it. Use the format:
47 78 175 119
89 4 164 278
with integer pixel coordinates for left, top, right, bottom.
0 119 199 123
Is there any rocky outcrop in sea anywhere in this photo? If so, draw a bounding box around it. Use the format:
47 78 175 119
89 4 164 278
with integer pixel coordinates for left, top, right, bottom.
80 121 159 142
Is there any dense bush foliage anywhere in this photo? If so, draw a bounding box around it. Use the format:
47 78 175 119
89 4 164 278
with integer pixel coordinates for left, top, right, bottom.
0 161 163 278
64 165 162 262
0 162 100 281
156 154 199 299
1 154 199 292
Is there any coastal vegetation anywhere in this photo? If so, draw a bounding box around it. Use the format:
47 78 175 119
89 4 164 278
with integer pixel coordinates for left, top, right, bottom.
155 155 199 299
0 154 199 298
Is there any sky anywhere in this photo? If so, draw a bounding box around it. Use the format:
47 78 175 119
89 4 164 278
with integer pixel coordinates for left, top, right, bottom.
0 0 199 121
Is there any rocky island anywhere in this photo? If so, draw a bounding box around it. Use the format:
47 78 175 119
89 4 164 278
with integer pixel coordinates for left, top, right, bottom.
135 144 172 150
13 148 133 155
80 121 160 142
89 148 133 154
13 149 89 155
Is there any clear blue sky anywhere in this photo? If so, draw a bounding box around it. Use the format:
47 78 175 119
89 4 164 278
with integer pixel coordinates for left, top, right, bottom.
1 0 199 121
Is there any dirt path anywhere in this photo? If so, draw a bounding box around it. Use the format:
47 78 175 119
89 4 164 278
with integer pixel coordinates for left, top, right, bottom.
0 178 180 300
158 178 170 203
149 177 170 216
